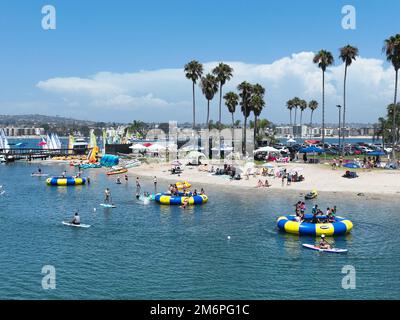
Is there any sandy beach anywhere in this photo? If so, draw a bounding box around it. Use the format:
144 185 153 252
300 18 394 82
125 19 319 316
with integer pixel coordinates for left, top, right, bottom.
125 161 400 197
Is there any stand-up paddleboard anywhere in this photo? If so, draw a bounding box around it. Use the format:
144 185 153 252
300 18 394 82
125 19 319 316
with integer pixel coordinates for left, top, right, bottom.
62 221 91 228
31 173 49 177
100 203 116 208
302 243 348 253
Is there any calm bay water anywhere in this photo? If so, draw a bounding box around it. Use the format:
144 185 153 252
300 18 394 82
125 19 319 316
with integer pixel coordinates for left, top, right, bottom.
0 162 399 299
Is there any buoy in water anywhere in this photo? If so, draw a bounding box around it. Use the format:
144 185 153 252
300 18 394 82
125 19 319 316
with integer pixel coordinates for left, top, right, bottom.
227 236 231 240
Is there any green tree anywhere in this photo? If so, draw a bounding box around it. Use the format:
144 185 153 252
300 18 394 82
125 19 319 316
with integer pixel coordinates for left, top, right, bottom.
313 50 334 145
286 99 294 126
383 34 400 155
238 81 253 155
251 84 266 149
339 44 359 154
184 60 203 130
308 100 319 138
200 74 219 130
224 91 239 147
212 63 233 127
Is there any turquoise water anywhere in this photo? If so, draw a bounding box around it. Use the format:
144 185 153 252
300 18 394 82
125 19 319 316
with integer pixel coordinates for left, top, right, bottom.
0 162 399 299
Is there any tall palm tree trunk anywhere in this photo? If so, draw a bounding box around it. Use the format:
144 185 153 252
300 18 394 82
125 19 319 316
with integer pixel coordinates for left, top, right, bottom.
254 116 258 150
243 108 247 156
207 100 210 130
300 111 303 138
192 81 196 130
393 69 398 159
289 110 292 126
322 70 325 145
310 111 314 139
231 113 235 148
218 84 223 126
342 65 348 156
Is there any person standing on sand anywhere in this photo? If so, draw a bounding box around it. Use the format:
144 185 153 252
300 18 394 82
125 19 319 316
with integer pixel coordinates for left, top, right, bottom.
124 175 128 182
153 176 157 191
281 171 286 187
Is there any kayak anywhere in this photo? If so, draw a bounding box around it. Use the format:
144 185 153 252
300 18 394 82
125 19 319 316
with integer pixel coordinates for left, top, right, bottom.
100 203 116 208
302 243 348 253
106 169 128 176
62 221 91 228
31 173 49 177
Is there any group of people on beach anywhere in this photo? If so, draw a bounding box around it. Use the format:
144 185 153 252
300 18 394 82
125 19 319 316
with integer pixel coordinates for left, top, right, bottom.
332 156 382 169
294 202 337 224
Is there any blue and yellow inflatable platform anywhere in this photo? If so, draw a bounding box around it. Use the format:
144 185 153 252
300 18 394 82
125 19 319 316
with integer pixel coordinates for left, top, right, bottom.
154 192 208 205
277 214 353 236
46 176 86 186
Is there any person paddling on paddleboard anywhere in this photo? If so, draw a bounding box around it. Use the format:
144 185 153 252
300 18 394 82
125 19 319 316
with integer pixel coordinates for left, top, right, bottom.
104 188 111 203
319 234 331 250
71 212 80 225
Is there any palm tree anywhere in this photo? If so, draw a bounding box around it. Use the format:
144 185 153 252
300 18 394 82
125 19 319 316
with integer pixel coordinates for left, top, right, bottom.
286 99 294 126
299 99 307 137
224 91 239 148
238 81 253 156
313 50 334 145
383 34 400 156
308 100 319 138
212 63 233 127
184 60 203 130
292 97 301 126
251 94 265 149
339 45 359 155
200 74 219 130
251 84 266 149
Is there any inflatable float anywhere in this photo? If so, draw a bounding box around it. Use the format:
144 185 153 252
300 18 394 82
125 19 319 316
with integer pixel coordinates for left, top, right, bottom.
175 181 191 189
154 192 208 205
46 176 86 186
277 214 353 236
305 190 318 200
106 168 128 175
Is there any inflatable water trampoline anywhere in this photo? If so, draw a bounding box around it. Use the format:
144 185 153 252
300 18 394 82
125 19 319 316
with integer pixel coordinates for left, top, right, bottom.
154 192 208 205
46 176 86 186
277 214 353 236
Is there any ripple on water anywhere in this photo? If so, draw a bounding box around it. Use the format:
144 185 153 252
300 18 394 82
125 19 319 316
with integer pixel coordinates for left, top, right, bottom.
0 162 399 299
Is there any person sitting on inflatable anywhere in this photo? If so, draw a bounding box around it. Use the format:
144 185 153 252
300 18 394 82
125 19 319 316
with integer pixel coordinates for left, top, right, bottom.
319 234 331 249
71 212 81 225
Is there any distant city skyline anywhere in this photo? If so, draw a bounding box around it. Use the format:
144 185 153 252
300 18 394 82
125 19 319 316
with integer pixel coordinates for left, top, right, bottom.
0 0 399 124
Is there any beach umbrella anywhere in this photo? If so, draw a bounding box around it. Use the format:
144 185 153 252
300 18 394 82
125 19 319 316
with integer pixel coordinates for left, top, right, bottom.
287 138 296 144
343 162 361 169
129 143 147 150
367 151 385 156
38 141 47 146
148 144 166 152
299 146 325 153
143 143 152 147
254 146 279 153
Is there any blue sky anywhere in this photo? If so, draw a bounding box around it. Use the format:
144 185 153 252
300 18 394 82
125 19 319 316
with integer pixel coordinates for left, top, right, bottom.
0 0 399 123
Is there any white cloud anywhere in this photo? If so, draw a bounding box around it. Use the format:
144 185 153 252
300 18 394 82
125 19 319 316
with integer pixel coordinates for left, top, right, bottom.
35 52 397 123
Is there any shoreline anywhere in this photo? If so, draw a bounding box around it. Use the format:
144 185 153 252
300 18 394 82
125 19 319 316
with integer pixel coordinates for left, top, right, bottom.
24 159 400 198
125 162 400 198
